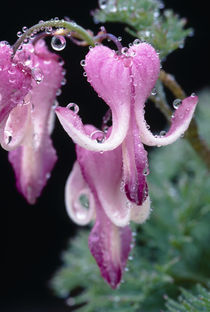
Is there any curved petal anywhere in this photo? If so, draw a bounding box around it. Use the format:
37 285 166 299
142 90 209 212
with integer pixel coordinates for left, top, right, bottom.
122 114 148 205
130 196 151 224
65 161 95 225
76 125 131 227
56 45 132 152
136 95 198 146
89 204 132 289
130 43 198 146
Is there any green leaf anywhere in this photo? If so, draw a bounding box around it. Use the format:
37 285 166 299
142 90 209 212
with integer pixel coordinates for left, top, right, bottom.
93 0 193 59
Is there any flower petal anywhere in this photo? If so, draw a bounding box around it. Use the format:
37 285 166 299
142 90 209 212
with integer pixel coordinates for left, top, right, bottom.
0 41 31 147
65 161 95 225
130 196 151 224
8 40 63 204
122 115 148 205
130 43 198 146
89 205 132 289
76 125 132 227
56 45 132 152
8 133 57 204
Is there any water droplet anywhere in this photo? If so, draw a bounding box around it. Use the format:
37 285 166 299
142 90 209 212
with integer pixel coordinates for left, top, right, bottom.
99 0 107 9
66 102 79 113
133 38 141 45
90 130 105 143
56 88 62 96
118 36 122 41
128 256 133 261
173 99 182 109
83 72 87 77
143 167 149 176
124 267 129 272
32 68 43 84
151 87 157 96
160 130 166 136
51 35 66 51
22 26 28 32
80 59 86 67
121 47 129 55
61 77 67 85
191 92 196 97
17 31 22 38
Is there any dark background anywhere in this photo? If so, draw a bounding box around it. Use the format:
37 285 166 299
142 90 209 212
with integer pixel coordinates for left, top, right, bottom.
1 1 210 311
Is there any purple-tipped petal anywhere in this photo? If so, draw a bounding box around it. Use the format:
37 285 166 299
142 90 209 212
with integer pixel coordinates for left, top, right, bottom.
8 40 63 203
122 115 148 205
76 125 131 227
65 161 95 225
8 134 57 204
89 204 132 289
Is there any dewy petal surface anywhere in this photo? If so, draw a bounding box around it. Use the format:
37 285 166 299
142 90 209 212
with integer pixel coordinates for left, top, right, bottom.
0 42 31 147
8 40 63 204
56 45 132 152
65 161 95 225
76 125 132 227
89 204 132 289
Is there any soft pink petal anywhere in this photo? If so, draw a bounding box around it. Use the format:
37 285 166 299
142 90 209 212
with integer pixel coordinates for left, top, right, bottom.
130 44 198 145
56 45 133 152
89 204 132 289
122 114 148 205
65 161 95 225
0 42 31 148
1 100 31 151
8 40 63 204
76 125 132 227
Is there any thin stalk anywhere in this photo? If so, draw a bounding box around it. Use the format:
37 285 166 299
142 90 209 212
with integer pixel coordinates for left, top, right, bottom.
13 20 95 54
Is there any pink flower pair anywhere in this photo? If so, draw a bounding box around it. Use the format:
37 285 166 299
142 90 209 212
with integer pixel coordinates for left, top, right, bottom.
0 38 198 288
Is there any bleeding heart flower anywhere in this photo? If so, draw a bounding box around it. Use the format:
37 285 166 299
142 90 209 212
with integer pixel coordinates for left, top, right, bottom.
55 42 198 206
0 40 63 204
65 125 151 288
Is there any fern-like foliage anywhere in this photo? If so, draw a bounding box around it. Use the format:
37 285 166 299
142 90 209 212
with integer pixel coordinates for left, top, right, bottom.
166 285 210 312
93 0 193 59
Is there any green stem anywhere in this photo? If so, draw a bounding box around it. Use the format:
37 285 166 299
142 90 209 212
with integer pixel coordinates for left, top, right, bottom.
13 19 95 54
152 70 210 170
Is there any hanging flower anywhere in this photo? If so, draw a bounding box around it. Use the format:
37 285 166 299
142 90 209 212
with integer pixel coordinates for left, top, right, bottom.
0 40 63 203
65 125 151 288
55 42 198 206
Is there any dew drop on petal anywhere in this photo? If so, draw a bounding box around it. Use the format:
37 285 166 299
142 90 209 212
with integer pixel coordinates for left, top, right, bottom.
160 130 166 136
32 68 43 84
80 59 86 67
66 102 79 113
173 99 182 109
51 35 66 51
90 130 105 143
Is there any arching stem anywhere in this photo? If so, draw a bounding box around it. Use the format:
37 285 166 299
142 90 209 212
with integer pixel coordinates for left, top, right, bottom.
13 19 95 54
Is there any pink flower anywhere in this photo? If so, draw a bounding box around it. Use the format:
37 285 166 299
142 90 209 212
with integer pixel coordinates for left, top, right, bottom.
65 125 150 288
55 42 198 287
0 40 63 204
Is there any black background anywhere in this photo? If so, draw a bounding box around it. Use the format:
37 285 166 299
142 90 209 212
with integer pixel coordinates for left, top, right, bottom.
1 1 210 311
